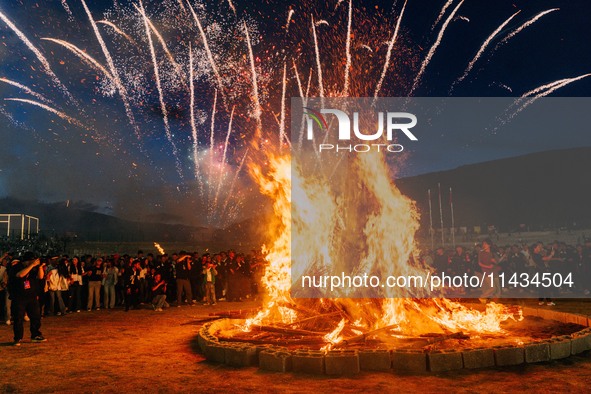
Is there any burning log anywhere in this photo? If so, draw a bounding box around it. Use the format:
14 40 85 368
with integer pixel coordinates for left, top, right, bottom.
286 311 344 328
209 309 259 317
253 325 327 337
335 324 403 348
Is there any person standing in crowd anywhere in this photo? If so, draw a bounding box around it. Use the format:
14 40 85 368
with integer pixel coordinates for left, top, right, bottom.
138 259 148 304
122 260 141 311
433 247 448 275
226 250 240 301
215 252 227 301
507 244 526 275
1 253 9 325
115 257 126 307
532 242 557 306
81 255 92 307
38 257 49 317
158 254 176 302
86 258 103 311
189 252 203 303
8 251 47 346
175 254 193 306
248 251 264 300
478 239 501 302
150 273 167 311
227 253 250 301
68 256 84 313
0 254 11 325
203 260 217 305
46 258 67 316
102 259 118 310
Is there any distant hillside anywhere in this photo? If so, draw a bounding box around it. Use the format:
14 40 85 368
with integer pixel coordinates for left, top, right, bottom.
2 148 589 244
397 147 591 233
0 197 212 242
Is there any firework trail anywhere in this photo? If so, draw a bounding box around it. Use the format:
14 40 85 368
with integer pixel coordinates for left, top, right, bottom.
60 0 73 18
279 62 287 152
97 20 139 47
213 106 235 214
311 16 325 107
286 9 294 32
154 242 166 255
243 21 263 141
305 68 313 97
209 90 218 187
490 82 512 92
409 0 464 96
0 106 35 133
220 148 249 217
519 74 591 106
227 0 237 15
451 10 520 90
500 73 591 128
431 0 455 30
497 9 560 49
138 0 183 179
292 61 309 150
521 78 570 97
527 73 591 98
4 98 86 129
189 44 204 197
0 77 54 105
207 90 218 218
292 61 304 98
186 0 226 106
176 0 186 12
41 38 114 81
80 0 140 141
342 0 352 96
0 9 76 105
374 0 408 99
132 4 184 82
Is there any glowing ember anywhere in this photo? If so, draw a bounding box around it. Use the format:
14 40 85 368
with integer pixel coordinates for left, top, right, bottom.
154 242 165 255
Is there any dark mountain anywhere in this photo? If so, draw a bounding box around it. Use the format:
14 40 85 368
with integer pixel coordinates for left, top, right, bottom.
397 147 591 233
2 148 589 244
0 197 211 242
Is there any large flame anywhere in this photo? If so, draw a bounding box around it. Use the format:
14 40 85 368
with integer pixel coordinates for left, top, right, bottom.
244 147 521 347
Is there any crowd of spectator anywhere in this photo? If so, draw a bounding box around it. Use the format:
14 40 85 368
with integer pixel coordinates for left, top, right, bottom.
0 248 267 325
2 237 591 329
422 238 591 301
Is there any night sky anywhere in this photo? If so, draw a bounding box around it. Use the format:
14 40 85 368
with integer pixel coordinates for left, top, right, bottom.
0 0 590 227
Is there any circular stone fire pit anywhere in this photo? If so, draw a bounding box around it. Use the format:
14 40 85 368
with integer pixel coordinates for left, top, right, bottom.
197 305 591 374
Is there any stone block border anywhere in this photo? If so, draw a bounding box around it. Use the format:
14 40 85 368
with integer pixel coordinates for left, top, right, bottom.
198 307 590 374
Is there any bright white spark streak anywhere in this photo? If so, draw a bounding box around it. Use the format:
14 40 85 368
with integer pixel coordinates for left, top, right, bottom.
80 0 140 140
452 10 520 88
41 38 114 81
0 9 75 104
0 77 54 105
138 0 183 178
342 0 352 96
374 0 408 99
409 0 464 96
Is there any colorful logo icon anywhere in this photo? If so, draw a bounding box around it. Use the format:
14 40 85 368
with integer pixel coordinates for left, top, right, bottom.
303 107 328 131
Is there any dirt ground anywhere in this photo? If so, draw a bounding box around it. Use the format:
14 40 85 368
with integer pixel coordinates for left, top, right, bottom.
1 300 591 393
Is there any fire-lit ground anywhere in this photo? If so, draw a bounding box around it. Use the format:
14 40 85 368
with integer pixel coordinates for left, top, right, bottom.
1 299 590 393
